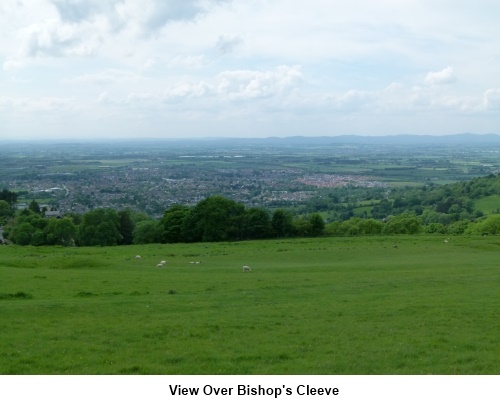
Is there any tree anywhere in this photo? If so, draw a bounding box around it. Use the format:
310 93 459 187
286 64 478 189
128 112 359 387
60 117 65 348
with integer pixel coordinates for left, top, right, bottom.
31 230 47 246
271 209 294 238
241 207 272 240
360 218 383 235
382 213 422 235
29 200 41 213
292 216 311 237
183 196 245 242
78 208 122 246
133 220 162 244
309 213 325 236
0 200 13 223
11 222 36 245
45 218 77 246
0 188 17 206
64 212 83 225
118 209 135 245
447 219 470 235
159 205 191 243
466 214 500 235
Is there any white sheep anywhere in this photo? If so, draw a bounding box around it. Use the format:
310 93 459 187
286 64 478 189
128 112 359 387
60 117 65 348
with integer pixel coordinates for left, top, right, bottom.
160 260 167 265
156 263 164 267
243 265 251 272
135 255 142 259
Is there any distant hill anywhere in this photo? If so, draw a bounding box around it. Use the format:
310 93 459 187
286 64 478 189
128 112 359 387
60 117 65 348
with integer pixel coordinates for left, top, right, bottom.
324 133 500 145
2 133 499 147
186 133 500 146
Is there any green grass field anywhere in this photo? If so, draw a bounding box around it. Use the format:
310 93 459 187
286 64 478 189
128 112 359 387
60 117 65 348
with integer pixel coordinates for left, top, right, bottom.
475 195 500 215
1 235 498 375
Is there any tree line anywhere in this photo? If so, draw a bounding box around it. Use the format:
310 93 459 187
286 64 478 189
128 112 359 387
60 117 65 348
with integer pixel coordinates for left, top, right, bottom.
3 173 500 247
0 195 325 246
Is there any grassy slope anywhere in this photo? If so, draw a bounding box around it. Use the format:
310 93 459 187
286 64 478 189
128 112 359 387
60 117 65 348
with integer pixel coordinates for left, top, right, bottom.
475 195 500 215
0 235 498 375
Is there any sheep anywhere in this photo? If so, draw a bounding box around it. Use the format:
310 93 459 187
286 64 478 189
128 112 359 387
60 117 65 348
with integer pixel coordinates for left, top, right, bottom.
156 263 164 268
243 265 251 272
135 255 142 259
160 260 167 265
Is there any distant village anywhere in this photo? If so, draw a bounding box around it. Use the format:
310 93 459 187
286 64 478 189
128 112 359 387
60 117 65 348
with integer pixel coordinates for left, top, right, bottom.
8 164 386 217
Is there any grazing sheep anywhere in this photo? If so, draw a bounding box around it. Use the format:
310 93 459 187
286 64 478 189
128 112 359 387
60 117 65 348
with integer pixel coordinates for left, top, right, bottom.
156 263 164 267
135 255 142 259
160 260 167 265
243 265 251 272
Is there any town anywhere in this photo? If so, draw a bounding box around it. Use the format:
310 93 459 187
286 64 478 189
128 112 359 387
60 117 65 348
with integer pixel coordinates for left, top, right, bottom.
2 136 500 218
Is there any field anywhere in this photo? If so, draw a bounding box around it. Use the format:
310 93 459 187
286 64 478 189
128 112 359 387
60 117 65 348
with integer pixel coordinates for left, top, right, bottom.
475 195 500 215
1 235 499 375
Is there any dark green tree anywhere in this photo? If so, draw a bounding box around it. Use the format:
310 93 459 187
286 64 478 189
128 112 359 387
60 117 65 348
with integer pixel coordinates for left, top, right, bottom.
0 200 14 223
118 209 135 245
78 208 122 246
271 209 294 238
0 188 17 206
309 213 325 236
382 213 422 235
183 196 245 242
292 216 311 237
133 220 162 244
159 205 191 243
28 200 41 213
45 218 77 246
241 207 272 240
11 222 36 245
31 230 47 246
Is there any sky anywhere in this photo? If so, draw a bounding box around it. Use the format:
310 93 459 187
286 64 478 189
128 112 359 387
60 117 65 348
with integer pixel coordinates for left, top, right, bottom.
0 0 499 140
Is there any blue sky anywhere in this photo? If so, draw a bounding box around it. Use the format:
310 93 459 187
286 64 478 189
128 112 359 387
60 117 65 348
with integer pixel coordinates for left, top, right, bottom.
1 0 499 140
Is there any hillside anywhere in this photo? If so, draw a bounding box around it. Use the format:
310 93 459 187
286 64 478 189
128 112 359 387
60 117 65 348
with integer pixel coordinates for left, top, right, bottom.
303 173 500 237
1 235 499 374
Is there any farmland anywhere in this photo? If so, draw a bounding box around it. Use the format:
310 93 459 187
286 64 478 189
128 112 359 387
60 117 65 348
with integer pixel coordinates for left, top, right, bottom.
1 235 498 375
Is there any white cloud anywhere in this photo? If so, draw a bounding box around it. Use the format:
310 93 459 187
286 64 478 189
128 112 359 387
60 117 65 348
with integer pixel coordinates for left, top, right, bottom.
1 0 500 139
63 69 143 86
483 88 500 110
215 65 303 100
18 18 102 59
162 82 212 104
50 0 102 23
109 0 230 37
424 66 457 86
215 34 243 54
166 55 210 70
124 65 304 105
334 89 375 111
0 95 75 113
3 59 26 71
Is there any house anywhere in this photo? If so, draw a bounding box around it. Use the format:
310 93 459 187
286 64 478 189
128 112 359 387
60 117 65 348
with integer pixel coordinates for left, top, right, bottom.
44 210 62 218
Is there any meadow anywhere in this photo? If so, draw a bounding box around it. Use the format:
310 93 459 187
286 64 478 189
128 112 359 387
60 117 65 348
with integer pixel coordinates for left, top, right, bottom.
0 235 498 375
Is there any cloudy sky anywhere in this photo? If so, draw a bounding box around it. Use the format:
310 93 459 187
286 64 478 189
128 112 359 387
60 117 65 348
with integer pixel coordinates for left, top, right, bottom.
1 0 499 140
